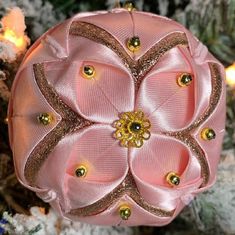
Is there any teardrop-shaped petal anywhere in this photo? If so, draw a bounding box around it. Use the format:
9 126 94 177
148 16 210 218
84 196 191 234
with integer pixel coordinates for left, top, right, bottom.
45 59 134 124
129 134 201 210
37 124 128 210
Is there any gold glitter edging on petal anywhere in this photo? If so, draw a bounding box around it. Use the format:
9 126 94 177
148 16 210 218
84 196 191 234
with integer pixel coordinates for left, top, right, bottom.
164 133 210 187
184 63 222 131
24 64 93 186
68 172 174 217
69 21 188 92
23 23 221 218
163 63 223 187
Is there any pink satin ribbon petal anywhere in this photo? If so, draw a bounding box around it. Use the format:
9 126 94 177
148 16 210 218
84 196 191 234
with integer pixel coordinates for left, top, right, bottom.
193 83 226 185
36 124 128 211
9 9 226 226
136 47 195 132
65 174 127 210
129 134 201 210
132 174 202 211
10 67 61 183
69 36 130 74
65 195 172 226
44 59 134 124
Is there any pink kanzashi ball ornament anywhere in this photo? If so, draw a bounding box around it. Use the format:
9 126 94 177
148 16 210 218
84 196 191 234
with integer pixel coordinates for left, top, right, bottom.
8 7 226 226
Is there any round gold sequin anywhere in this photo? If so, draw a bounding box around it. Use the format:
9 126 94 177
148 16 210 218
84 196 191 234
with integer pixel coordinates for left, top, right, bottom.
201 128 216 141
166 172 180 186
75 165 87 178
37 113 53 125
82 65 95 79
127 36 141 52
177 73 193 87
119 205 131 220
113 110 151 148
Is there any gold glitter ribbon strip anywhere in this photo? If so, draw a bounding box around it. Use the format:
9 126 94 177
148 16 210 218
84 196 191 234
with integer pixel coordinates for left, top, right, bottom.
23 21 222 218
163 63 223 186
69 21 223 186
69 171 174 217
24 64 93 185
69 21 188 92
28 64 174 218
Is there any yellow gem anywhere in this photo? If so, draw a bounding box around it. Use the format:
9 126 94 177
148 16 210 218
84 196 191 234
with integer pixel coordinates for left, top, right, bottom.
37 113 53 125
166 172 180 186
123 2 136 11
127 36 141 52
75 165 87 178
82 65 95 79
177 73 193 87
113 110 151 148
201 128 216 141
119 205 131 220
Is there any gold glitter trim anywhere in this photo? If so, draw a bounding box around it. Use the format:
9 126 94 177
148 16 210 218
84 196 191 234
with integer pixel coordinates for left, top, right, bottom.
187 63 222 131
163 63 223 186
68 171 174 217
69 21 223 187
25 64 174 218
69 21 188 92
22 22 222 219
164 133 210 187
24 64 93 185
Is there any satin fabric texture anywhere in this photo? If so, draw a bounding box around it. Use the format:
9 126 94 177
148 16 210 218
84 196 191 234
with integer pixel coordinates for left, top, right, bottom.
8 8 226 226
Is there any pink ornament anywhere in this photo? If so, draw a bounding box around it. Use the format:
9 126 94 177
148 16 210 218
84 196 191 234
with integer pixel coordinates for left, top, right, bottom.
8 9 226 226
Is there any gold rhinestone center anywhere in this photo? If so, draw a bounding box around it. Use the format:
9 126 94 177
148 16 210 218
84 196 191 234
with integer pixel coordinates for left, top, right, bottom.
113 110 151 148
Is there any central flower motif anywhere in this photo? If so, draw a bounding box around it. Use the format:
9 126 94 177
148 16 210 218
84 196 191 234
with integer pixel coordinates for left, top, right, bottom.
113 110 151 148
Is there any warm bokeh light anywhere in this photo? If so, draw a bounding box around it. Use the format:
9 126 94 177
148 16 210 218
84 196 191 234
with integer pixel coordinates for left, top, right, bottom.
0 7 29 57
0 28 26 49
226 64 235 88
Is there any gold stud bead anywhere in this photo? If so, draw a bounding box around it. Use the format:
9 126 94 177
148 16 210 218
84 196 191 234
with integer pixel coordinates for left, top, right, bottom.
75 165 87 178
201 128 216 141
127 36 141 52
123 2 136 11
177 73 193 87
166 172 180 186
82 65 95 79
119 205 131 220
37 113 53 125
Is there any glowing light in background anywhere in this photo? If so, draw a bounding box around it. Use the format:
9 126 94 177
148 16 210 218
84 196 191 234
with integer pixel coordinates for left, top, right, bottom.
226 64 235 88
0 28 26 49
0 7 29 55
